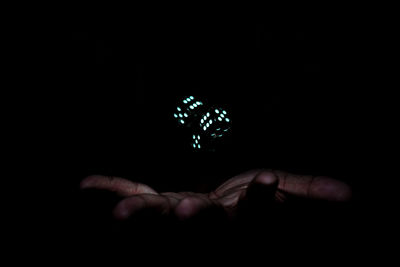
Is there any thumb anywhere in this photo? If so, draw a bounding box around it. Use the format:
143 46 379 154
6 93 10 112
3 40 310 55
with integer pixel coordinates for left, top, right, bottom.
242 171 279 204
237 171 279 220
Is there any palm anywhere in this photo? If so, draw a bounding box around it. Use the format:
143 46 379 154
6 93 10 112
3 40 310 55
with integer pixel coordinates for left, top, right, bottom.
80 169 351 221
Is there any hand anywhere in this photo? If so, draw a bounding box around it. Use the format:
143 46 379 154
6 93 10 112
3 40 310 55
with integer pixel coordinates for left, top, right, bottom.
80 169 351 221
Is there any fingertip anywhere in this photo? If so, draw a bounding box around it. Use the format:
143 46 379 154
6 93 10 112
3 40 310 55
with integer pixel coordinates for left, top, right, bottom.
253 171 279 186
80 175 99 189
332 181 352 202
311 177 352 202
244 171 279 202
174 197 201 220
112 199 133 220
113 207 129 221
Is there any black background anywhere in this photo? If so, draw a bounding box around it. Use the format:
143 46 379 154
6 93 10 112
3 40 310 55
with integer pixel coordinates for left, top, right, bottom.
56 12 372 190
27 7 386 264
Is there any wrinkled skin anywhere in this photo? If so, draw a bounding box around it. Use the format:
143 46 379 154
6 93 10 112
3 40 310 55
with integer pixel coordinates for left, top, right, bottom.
80 169 352 221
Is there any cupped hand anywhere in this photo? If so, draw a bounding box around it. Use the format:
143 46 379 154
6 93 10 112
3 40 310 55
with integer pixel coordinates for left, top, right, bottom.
80 169 352 221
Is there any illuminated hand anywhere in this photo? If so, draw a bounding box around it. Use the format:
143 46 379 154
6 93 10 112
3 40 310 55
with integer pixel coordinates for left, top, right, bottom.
80 169 352 221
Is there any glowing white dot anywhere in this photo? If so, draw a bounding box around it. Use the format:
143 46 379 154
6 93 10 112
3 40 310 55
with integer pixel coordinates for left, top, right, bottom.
174 114 178 118
215 109 219 113
207 112 210 117
193 104 197 107
195 139 198 144
190 96 194 100
190 105 194 109
201 119 204 123
177 107 181 111
225 118 230 122
223 110 227 115
179 114 183 117
204 116 207 120
203 126 206 131
220 113 225 118
198 135 200 139
183 100 187 104
196 101 201 105
187 98 191 102
193 135 196 139
198 144 201 149
180 120 185 124
184 113 188 117
193 144 196 148
209 119 212 124
218 117 222 121
206 123 209 127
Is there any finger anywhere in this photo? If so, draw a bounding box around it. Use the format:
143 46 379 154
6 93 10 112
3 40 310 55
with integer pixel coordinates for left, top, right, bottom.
160 192 187 200
80 175 158 197
113 194 178 220
214 169 264 197
241 171 279 202
273 170 352 202
174 196 222 220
